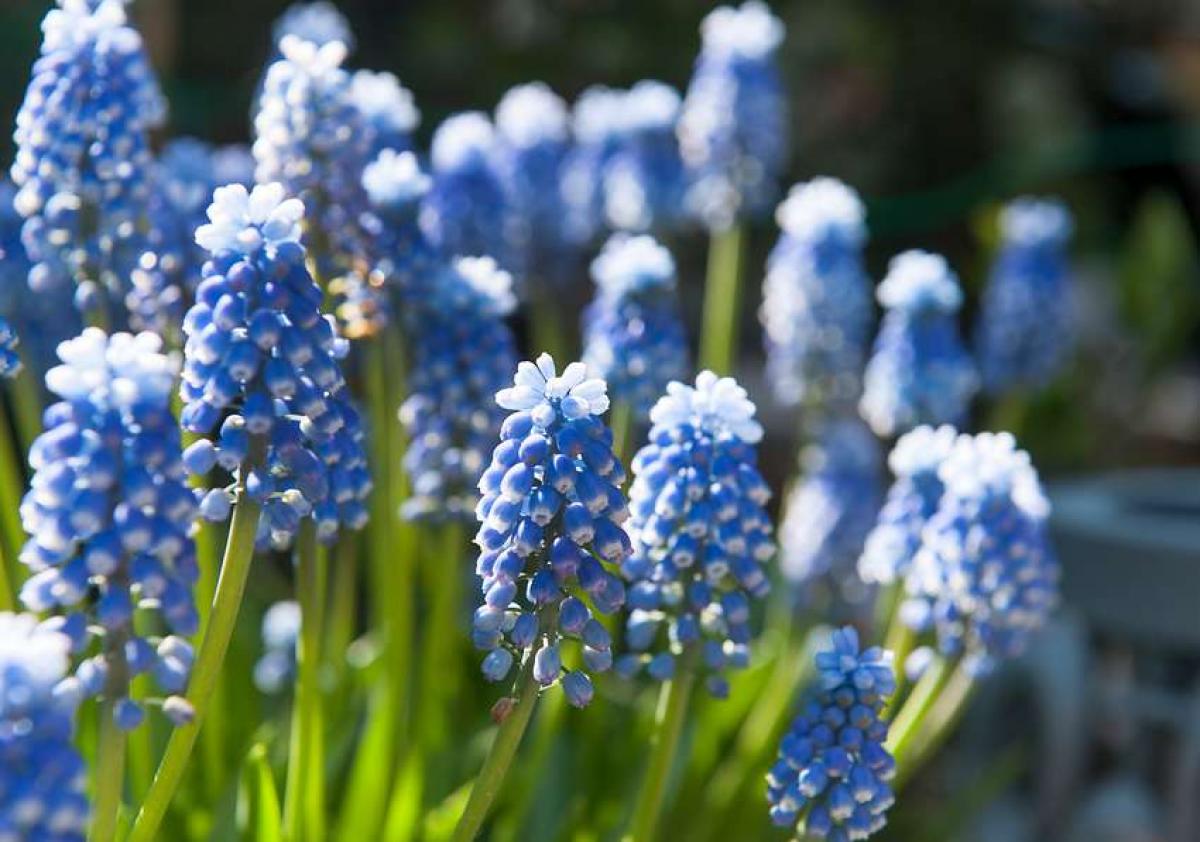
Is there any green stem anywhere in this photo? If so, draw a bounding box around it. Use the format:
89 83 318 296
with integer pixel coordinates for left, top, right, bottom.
893 660 976 789
284 521 327 842
0 396 27 601
9 362 43 454
530 293 570 363
89 700 128 842
625 646 699 842
127 458 263 842
609 401 634 471
452 649 544 842
417 523 464 761
884 655 953 772
698 225 744 375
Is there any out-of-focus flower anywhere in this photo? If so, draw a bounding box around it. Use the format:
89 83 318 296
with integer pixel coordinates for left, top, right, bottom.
678 0 788 230
182 183 370 549
19 329 198 728
0 612 89 840
12 0 166 322
253 600 300 694
472 355 629 706
272 1 354 54
762 178 873 411
422 112 511 270
561 86 627 246
582 234 689 415
602 81 687 234
495 82 575 286
350 70 420 157
904 432 1058 675
619 372 773 697
976 198 1075 394
779 417 882 597
860 251 978 437
767 627 896 840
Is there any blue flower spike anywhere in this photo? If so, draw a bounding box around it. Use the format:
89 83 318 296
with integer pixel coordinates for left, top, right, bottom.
472 354 630 708
582 234 689 416
602 80 688 234
620 371 774 697
762 178 873 411
19 329 199 728
859 250 978 437
767 626 897 841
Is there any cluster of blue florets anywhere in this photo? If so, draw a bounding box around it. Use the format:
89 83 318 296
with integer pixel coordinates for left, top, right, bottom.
18 329 199 729
350 69 420 158
767 627 896 841
857 425 957 587
400 257 519 522
0 613 90 841
678 1 788 230
180 183 370 549
471 355 630 708
422 112 511 270
361 149 439 300
619 372 773 697
779 418 882 600
11 0 166 319
0 319 21 380
253 600 301 694
762 178 873 411
859 250 978 437
904 432 1059 675
582 234 689 415
975 197 1075 394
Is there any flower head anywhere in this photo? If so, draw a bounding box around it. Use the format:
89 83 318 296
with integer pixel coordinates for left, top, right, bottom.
583 234 689 415
602 80 688 233
0 613 89 841
20 329 198 729
472 356 630 705
619 373 773 695
561 86 628 245
860 251 977 437
762 178 873 410
767 627 896 840
254 600 300 694
350 69 420 156
272 1 354 53
194 183 304 257
976 197 1075 393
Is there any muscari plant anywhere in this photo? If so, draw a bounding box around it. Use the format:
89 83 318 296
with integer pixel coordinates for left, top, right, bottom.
0 2 1074 842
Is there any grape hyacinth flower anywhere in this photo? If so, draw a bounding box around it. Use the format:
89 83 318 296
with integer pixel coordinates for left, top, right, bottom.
253 600 300 694
857 425 957 587
422 112 511 270
400 256 519 522
19 329 199 727
620 372 774 697
602 80 687 234
582 234 689 416
0 319 21 379
678 0 788 230
778 418 882 599
0 613 89 841
181 183 370 549
272 1 355 55
361 149 438 300
976 197 1075 394
904 432 1058 675
762 178 873 411
350 69 420 157
495 82 574 284
859 251 978 438
471 355 630 708
561 86 627 246
767 627 896 840
12 0 166 321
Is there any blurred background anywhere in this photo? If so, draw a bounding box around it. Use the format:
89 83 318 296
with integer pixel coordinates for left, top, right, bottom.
3 0 1199 839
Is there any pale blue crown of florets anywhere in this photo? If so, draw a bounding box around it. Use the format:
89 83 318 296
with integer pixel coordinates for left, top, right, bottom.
362 149 431 213
859 251 978 437
362 151 438 303
19 329 199 730
857 425 957 586
561 86 628 245
976 197 1075 394
0 613 90 842
182 184 370 549
903 432 1058 675
272 1 355 52
618 372 773 697
471 355 629 708
768 627 896 840
602 80 688 233
350 69 420 156
254 600 300 694
762 178 873 410
422 111 511 269
12 0 165 313
583 234 689 415
779 418 882 595
678 0 788 230
494 82 575 283
399 257 519 522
